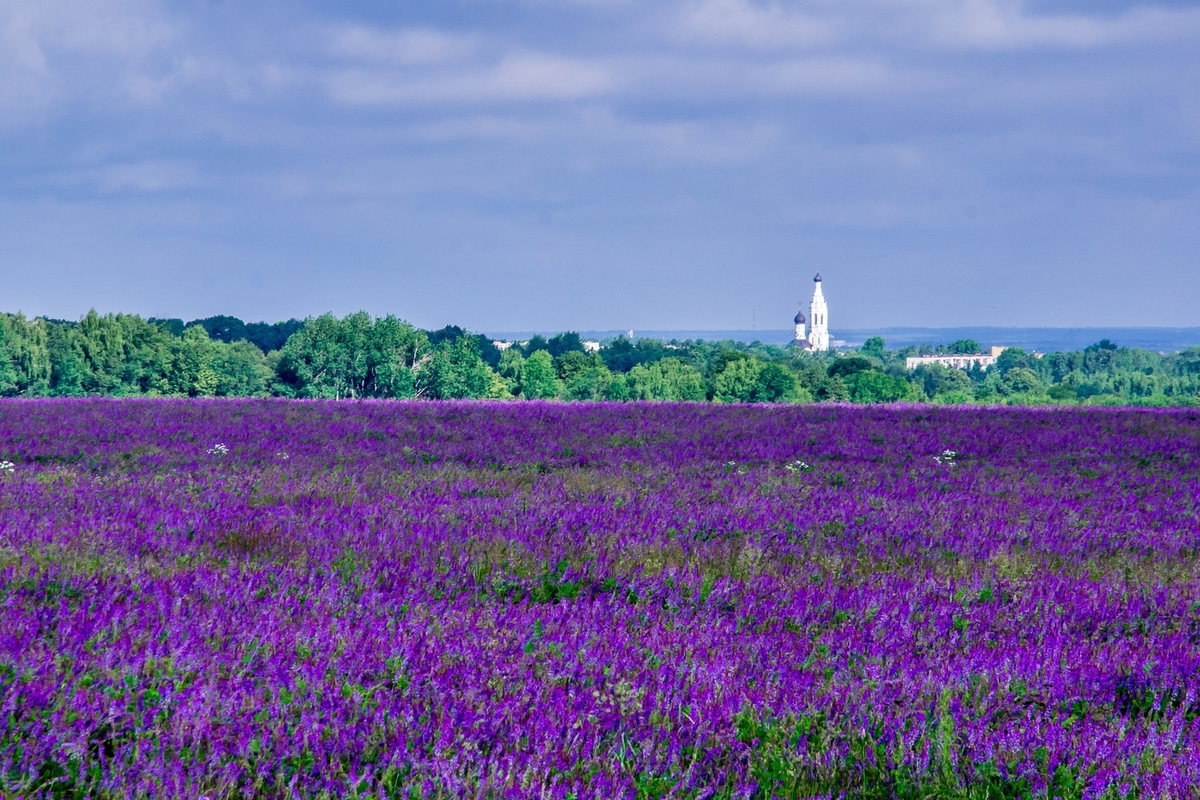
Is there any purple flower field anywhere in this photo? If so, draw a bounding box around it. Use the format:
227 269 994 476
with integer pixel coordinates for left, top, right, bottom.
2 399 1200 799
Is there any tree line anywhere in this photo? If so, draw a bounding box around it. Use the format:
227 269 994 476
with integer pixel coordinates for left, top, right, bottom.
2 311 1198 405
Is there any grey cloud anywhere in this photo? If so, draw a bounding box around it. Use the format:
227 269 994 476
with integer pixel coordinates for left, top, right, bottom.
326 27 479 66
914 0 1200 51
407 116 541 143
15 159 201 197
668 0 1200 52
673 0 835 49
323 53 614 105
572 107 784 163
0 0 178 117
93 160 200 193
327 108 780 165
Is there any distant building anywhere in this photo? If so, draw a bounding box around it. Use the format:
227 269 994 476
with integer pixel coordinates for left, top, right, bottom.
905 346 1007 371
792 273 830 351
496 339 601 354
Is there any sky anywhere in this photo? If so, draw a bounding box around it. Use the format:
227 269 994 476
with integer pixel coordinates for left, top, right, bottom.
1 0 1198 331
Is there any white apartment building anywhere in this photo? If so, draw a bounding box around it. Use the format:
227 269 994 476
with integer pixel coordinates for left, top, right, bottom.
905 347 1008 371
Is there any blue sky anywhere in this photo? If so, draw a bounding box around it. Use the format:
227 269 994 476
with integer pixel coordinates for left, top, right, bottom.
1 0 1198 331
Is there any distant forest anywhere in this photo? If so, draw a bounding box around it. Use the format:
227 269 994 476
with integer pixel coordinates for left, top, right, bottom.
2 311 1199 406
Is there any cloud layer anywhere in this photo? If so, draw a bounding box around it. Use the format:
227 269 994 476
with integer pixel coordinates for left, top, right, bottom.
0 0 1197 329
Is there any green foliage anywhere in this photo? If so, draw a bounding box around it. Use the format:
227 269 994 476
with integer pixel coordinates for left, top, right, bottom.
1001 367 1044 396
419 334 495 400
6 310 1200 407
710 356 806 404
602 337 667 372
497 348 526 396
522 334 550 357
521 350 560 400
426 325 502 368
755 362 801 403
709 347 748 380
626 358 706 402
934 389 974 405
994 348 1038 375
46 322 85 396
547 331 584 358
211 340 274 397
555 351 612 400
713 357 763 403
1177 347 1200 376
828 356 873 379
604 374 633 401
486 370 514 399
148 316 185 337
822 375 851 402
881 336 1200 407
847 370 909 403
1048 382 1078 401
0 313 51 396
175 325 220 396
275 314 342 398
861 336 886 358
190 314 247 344
176 315 301 352
277 312 426 399
72 310 161 395
244 319 303 353
914 364 973 401
0 310 283 398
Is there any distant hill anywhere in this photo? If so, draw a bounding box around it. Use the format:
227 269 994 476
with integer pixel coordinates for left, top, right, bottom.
487 327 1200 353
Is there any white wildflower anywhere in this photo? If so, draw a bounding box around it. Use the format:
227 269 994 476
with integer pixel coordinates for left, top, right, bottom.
276 451 290 460
0 460 14 474
785 460 812 473
934 449 958 466
206 443 229 456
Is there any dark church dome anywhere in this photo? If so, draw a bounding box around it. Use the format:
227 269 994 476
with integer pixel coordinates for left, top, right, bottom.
813 272 823 282
794 309 806 325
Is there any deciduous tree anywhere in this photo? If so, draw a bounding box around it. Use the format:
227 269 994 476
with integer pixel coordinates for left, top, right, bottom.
521 350 560 400
419 334 494 400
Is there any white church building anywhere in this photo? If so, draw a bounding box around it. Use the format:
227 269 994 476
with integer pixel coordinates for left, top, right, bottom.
792 273 829 351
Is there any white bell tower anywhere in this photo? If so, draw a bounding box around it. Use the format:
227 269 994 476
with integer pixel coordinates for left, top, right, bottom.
808 273 829 351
